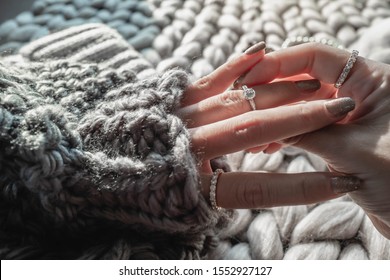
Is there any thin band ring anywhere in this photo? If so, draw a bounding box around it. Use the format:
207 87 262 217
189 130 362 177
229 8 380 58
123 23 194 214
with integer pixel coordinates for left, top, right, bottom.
210 169 223 211
334 50 359 88
242 85 256 111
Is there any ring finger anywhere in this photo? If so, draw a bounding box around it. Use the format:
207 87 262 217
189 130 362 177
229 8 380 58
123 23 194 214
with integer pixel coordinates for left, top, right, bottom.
178 79 322 128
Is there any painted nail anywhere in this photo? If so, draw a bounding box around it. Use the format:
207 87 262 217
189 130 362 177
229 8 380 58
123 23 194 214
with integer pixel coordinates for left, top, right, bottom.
325 97 355 118
244 41 266 55
331 176 361 194
294 79 321 92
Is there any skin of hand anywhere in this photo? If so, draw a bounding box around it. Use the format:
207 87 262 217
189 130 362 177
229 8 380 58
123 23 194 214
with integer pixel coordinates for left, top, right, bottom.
242 42 390 239
178 42 360 216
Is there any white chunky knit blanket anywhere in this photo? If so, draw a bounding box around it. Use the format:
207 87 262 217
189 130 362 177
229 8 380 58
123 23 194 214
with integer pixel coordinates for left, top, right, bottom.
1 0 390 259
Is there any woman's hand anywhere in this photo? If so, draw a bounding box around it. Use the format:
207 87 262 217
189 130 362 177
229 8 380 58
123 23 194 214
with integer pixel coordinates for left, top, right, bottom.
242 43 390 238
178 42 358 212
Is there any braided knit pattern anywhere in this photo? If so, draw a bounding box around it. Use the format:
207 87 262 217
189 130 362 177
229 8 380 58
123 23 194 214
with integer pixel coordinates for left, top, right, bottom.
208 149 390 260
1 0 390 259
0 0 161 54
149 0 390 78
2 0 390 72
148 0 390 259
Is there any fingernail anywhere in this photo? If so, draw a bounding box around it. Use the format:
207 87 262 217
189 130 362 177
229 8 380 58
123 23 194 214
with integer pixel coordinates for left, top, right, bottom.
331 176 361 194
325 97 355 118
294 79 321 92
244 41 266 55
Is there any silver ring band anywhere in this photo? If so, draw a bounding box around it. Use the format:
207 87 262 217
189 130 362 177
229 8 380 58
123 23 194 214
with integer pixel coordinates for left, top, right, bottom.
210 169 223 211
242 85 256 111
334 50 359 89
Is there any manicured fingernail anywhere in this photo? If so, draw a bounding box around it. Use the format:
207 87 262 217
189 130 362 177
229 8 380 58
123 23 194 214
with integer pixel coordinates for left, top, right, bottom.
265 47 275 54
331 176 361 194
295 79 321 92
244 41 266 55
325 97 355 118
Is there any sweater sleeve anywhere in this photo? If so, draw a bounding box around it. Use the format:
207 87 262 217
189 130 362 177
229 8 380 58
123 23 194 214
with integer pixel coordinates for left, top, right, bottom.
0 24 223 253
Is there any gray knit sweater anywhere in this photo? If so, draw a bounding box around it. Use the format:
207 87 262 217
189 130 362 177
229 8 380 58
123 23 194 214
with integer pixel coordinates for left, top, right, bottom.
0 24 225 259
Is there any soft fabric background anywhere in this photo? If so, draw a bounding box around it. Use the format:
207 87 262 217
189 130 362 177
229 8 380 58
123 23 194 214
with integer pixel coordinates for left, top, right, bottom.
1 0 390 259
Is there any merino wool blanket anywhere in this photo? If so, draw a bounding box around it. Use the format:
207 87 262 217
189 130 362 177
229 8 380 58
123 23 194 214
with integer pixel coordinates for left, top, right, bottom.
1 0 390 260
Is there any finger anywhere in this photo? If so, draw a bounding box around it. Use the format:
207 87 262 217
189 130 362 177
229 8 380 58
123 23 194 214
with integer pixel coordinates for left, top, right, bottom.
274 74 338 100
243 43 354 86
190 98 355 160
200 172 361 209
244 44 386 121
179 79 322 128
182 42 266 106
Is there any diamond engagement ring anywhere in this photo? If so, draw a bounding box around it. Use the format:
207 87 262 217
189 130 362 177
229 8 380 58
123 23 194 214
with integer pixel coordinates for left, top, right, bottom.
242 85 256 111
334 50 359 88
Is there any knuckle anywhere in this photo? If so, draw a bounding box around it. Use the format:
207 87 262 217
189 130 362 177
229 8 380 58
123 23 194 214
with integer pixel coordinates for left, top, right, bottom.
234 127 252 145
233 117 262 145
224 59 236 72
297 104 315 124
219 90 246 110
237 182 264 208
189 128 207 157
195 75 213 91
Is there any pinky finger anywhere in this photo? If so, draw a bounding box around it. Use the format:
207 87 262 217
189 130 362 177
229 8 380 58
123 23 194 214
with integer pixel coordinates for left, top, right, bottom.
201 172 361 209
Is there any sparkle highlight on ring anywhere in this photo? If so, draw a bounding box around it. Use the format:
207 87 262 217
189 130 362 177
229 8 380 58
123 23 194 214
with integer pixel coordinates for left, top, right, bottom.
334 50 359 88
242 85 256 110
210 169 224 211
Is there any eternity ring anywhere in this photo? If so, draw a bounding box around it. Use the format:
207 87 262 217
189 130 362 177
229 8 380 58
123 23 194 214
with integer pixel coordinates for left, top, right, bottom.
210 169 224 211
334 50 359 88
242 85 256 111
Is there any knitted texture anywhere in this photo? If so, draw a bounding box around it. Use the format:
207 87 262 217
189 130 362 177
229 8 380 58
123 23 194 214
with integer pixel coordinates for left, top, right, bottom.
149 0 390 78
0 24 223 259
216 149 390 260
1 0 390 260
0 0 161 54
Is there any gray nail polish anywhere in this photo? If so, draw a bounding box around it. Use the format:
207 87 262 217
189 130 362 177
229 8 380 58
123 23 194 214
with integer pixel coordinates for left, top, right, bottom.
295 79 321 92
325 97 355 118
331 176 361 194
244 41 266 55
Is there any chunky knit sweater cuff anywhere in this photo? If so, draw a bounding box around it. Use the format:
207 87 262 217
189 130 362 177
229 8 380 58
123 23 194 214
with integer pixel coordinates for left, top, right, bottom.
1 24 221 258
